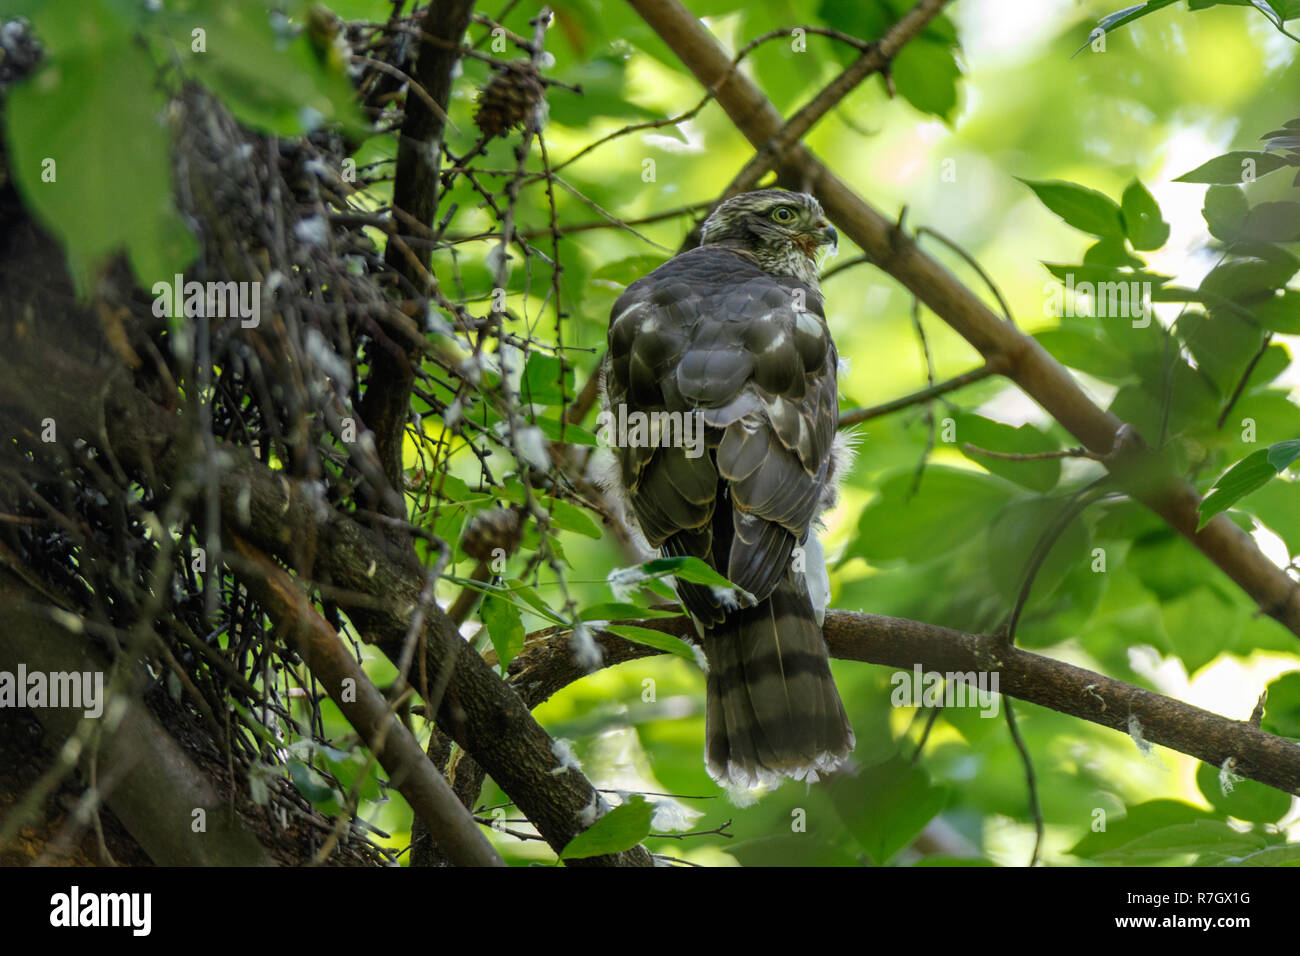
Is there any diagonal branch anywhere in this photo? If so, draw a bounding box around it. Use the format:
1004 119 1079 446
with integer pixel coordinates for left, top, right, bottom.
226 535 505 867
626 0 1300 641
718 0 953 203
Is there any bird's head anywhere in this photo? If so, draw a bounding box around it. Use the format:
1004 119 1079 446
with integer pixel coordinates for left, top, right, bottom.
699 189 838 284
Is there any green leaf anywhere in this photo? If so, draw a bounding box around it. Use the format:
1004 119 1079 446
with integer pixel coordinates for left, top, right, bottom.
639 556 745 593
177 2 364 138
532 415 599 446
1240 477 1300 556
1195 761 1292 823
1199 257 1296 304
1041 263 1169 287
1084 236 1145 268
1034 327 1134 382
578 602 680 622
520 353 574 406
1019 179 1125 238
1269 439 1300 470
288 758 339 808
7 0 145 54
986 497 1090 609
891 38 962 123
560 794 653 859
1076 1 1180 55
1174 151 1293 184
600 624 699 662
1253 290 1300 333
591 254 669 286
1198 440 1300 528
1069 799 1214 859
1094 821 1268 864
1260 672 1300 738
545 497 602 539
1203 185 1249 241
548 55 657 126
5 45 197 291
480 594 526 669
1217 844 1300 866
505 579 568 625
825 753 949 865
1241 202 1300 243
321 747 383 802
1161 588 1239 675
1121 180 1170 250
728 835 864 867
953 412 1062 492
854 466 1018 562
1246 0 1300 36
1177 310 1265 397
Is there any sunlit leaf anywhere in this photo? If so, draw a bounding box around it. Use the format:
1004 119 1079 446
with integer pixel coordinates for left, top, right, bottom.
560 794 653 859
1198 440 1300 527
1019 179 1125 238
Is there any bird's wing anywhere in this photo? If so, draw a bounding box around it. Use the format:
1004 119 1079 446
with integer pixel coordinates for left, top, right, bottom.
605 246 837 624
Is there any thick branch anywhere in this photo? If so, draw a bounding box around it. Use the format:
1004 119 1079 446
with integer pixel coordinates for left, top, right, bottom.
363 0 477 503
0 570 276 866
227 536 504 867
511 612 1300 796
626 0 1300 640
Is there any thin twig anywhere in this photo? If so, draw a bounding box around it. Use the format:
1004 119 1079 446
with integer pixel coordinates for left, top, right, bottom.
962 443 1102 462
838 362 1001 428
1003 700 1044 867
1217 333 1273 430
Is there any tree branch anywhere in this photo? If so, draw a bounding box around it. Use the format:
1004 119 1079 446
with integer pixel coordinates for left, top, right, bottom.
838 360 1001 427
226 535 505 867
717 0 952 203
0 570 276 866
509 612 1300 796
362 0 477 505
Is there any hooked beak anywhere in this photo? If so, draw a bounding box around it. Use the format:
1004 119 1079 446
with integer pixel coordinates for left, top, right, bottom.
816 221 838 248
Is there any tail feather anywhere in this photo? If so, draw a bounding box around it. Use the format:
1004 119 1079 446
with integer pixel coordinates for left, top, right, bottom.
702 570 854 790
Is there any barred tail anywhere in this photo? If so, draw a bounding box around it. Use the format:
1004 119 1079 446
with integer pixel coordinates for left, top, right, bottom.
703 571 854 791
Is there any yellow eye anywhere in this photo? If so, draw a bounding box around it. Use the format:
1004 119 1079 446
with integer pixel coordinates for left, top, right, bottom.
770 206 796 223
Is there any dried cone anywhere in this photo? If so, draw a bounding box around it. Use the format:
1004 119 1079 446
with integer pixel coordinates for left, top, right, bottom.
473 62 544 139
461 507 523 564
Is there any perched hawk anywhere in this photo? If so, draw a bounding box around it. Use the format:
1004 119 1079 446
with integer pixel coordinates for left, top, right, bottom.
602 189 855 792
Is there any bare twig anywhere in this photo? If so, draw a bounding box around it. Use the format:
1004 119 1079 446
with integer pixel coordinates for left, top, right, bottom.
838 362 1002 428
1003 700 1044 867
962 443 1103 462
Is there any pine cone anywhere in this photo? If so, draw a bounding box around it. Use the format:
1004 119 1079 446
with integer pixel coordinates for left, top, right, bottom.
473 63 544 139
461 507 523 563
